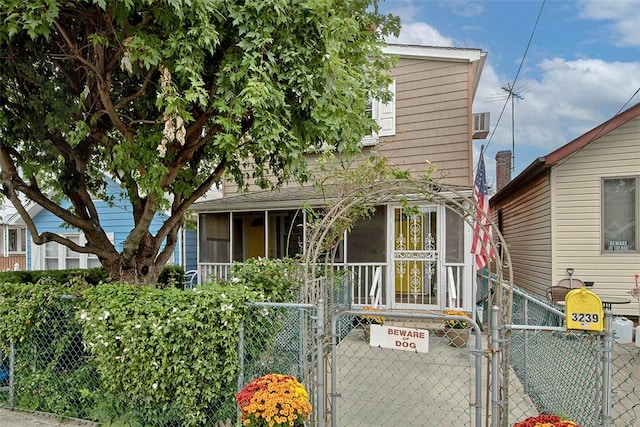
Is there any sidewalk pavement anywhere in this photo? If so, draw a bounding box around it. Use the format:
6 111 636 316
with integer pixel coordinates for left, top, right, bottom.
0 409 96 427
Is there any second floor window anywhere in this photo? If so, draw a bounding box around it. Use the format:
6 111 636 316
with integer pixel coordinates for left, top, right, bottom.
362 80 396 146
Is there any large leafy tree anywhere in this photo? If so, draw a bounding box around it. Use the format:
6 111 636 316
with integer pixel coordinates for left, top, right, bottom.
0 0 399 284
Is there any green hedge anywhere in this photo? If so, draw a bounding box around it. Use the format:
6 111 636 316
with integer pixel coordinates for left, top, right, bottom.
0 268 107 286
0 258 304 426
0 266 187 288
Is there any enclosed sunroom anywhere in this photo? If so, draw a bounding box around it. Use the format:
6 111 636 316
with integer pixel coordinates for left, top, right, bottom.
191 186 479 312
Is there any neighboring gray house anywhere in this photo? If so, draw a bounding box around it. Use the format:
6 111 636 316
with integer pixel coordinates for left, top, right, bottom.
192 44 491 313
490 103 640 316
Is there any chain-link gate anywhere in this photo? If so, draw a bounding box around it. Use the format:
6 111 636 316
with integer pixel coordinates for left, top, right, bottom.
499 279 640 427
302 178 513 427
328 310 483 427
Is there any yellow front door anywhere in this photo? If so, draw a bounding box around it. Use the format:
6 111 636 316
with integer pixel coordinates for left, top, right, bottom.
393 207 438 307
246 216 265 259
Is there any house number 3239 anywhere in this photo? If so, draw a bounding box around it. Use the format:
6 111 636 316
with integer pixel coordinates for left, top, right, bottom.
571 313 599 323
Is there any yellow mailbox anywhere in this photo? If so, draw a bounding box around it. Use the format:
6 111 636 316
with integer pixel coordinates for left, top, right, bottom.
565 288 604 331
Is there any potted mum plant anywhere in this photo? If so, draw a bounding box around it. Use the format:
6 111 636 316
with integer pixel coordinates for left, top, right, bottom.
513 414 581 426
443 309 471 348
236 373 312 426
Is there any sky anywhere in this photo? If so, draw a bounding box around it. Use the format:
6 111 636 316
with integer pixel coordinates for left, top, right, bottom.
381 0 640 191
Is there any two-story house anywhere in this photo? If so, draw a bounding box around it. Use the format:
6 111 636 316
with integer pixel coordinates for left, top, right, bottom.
191 44 489 312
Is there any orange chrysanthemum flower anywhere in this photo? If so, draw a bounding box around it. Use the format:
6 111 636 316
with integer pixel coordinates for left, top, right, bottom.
236 374 312 427
513 414 581 427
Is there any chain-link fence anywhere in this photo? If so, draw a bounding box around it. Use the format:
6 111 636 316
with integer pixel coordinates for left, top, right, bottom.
506 285 640 427
0 296 102 421
238 301 318 425
329 311 484 427
0 298 317 427
5 277 640 426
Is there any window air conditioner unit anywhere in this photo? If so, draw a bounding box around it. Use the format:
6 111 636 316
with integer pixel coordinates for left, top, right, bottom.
472 112 490 139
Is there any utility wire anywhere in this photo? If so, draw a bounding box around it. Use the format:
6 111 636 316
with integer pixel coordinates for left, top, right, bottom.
477 0 546 168
566 86 640 150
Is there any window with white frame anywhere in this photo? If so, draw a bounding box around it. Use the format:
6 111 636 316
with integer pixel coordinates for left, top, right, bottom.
42 232 112 269
8 228 26 253
361 80 396 146
602 177 637 252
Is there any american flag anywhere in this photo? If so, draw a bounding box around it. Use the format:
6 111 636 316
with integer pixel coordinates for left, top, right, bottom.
471 151 494 269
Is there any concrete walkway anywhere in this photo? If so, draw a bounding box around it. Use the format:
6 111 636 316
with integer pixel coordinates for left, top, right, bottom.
0 409 96 427
333 321 537 426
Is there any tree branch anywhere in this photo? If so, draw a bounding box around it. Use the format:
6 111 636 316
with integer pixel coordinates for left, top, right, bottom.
114 68 155 110
155 155 226 241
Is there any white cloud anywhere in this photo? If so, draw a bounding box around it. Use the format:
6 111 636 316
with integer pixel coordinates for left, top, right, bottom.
517 58 640 148
382 0 640 177
579 0 640 47
481 58 640 141
386 22 454 47
473 56 640 178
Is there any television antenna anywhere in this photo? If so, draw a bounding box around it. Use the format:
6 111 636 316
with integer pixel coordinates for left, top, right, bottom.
501 83 524 170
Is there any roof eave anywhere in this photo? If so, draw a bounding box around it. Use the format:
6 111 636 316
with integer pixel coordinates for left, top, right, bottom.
490 157 551 205
383 44 485 62
491 102 640 206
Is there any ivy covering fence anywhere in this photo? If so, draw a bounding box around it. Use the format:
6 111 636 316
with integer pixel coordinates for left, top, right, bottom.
0 258 304 426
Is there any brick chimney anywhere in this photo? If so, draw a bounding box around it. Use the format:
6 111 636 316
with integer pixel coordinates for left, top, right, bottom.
495 150 512 192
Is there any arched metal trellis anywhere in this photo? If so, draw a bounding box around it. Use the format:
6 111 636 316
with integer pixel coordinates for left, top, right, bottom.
300 178 514 426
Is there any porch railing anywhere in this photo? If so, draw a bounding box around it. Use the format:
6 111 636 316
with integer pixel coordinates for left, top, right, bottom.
333 263 385 307
198 262 387 307
199 263 232 282
197 262 467 311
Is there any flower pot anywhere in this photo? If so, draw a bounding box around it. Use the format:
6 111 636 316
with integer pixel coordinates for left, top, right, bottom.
444 326 469 348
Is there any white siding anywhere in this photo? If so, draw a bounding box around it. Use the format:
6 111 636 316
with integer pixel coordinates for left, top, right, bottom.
552 116 640 316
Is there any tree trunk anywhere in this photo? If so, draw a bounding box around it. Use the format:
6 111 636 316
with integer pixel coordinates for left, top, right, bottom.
101 254 164 286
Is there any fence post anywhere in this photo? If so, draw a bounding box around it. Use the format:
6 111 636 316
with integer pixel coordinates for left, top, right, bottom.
9 340 14 408
237 321 245 425
522 298 529 394
316 299 324 427
601 310 613 427
490 305 503 427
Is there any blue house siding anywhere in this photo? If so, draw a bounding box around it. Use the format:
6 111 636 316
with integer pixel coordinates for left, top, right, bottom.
183 229 197 272
26 178 179 271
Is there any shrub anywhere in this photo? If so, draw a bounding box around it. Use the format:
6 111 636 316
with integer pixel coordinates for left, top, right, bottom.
228 257 303 302
156 264 185 289
79 283 248 426
0 259 305 426
0 268 108 286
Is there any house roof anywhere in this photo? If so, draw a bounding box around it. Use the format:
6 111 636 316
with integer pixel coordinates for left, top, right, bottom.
384 44 486 99
190 186 330 213
191 181 476 213
383 44 485 62
490 102 640 205
0 204 18 225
